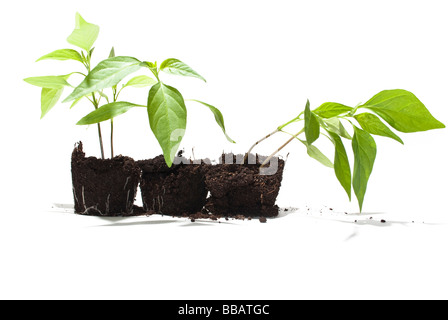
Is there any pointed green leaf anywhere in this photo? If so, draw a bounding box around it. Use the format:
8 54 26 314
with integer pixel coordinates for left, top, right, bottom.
36 49 83 63
304 100 320 145
63 56 142 102
109 47 115 58
354 112 403 144
352 126 377 212
188 99 235 143
329 132 351 200
67 13 99 52
70 96 84 109
361 89 445 133
24 75 71 89
313 102 353 118
147 82 187 167
77 101 144 125
298 139 333 168
40 87 64 118
123 75 157 88
322 117 352 139
159 58 206 82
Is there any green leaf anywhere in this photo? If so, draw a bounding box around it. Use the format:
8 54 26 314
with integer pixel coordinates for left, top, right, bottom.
24 75 71 89
188 99 235 143
66 13 99 52
109 47 115 58
36 49 83 63
147 82 187 167
354 112 403 144
40 87 64 118
329 132 351 200
352 126 377 212
361 89 445 133
304 100 320 145
77 101 144 125
298 139 333 168
70 96 84 109
313 102 353 118
322 117 352 139
97 91 110 104
123 75 157 88
63 56 142 102
159 58 206 82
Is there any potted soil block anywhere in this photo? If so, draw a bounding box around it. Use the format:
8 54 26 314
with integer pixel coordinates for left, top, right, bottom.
205 154 285 217
137 155 208 216
71 142 141 216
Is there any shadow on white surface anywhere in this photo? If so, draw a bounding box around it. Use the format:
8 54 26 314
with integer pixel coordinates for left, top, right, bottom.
50 203 448 230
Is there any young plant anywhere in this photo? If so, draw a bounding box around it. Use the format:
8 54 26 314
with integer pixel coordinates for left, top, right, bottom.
25 13 234 162
246 89 445 212
24 13 117 158
72 57 235 167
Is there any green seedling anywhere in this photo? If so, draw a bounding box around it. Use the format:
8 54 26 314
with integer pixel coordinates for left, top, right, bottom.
246 89 445 212
24 13 116 159
25 13 235 163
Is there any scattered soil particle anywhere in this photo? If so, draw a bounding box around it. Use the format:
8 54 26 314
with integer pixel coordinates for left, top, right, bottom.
381 219 386 223
71 142 140 216
259 217 267 223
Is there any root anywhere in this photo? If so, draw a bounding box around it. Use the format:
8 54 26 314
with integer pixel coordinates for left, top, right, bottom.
72 185 79 204
81 186 86 210
123 176 130 191
105 194 110 216
125 189 133 214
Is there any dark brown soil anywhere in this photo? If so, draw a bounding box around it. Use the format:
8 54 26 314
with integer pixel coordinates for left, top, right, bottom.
205 154 285 217
71 142 141 216
137 156 208 216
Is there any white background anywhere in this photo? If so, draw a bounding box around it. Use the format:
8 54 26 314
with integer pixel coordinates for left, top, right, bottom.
1 0 448 299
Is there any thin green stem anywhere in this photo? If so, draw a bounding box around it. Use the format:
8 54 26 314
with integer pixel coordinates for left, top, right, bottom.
260 128 305 168
110 118 114 158
348 102 362 117
116 86 125 100
96 122 105 160
81 49 106 160
72 71 87 77
278 111 304 130
90 92 105 159
110 87 119 159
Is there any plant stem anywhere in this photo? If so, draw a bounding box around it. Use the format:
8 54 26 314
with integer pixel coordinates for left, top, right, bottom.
277 111 304 130
91 92 105 159
109 87 119 159
110 119 114 158
97 123 105 160
260 128 305 168
83 50 106 160
243 129 280 164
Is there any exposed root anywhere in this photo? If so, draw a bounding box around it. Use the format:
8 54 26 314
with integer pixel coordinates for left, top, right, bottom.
105 194 110 216
81 186 86 210
123 176 130 191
